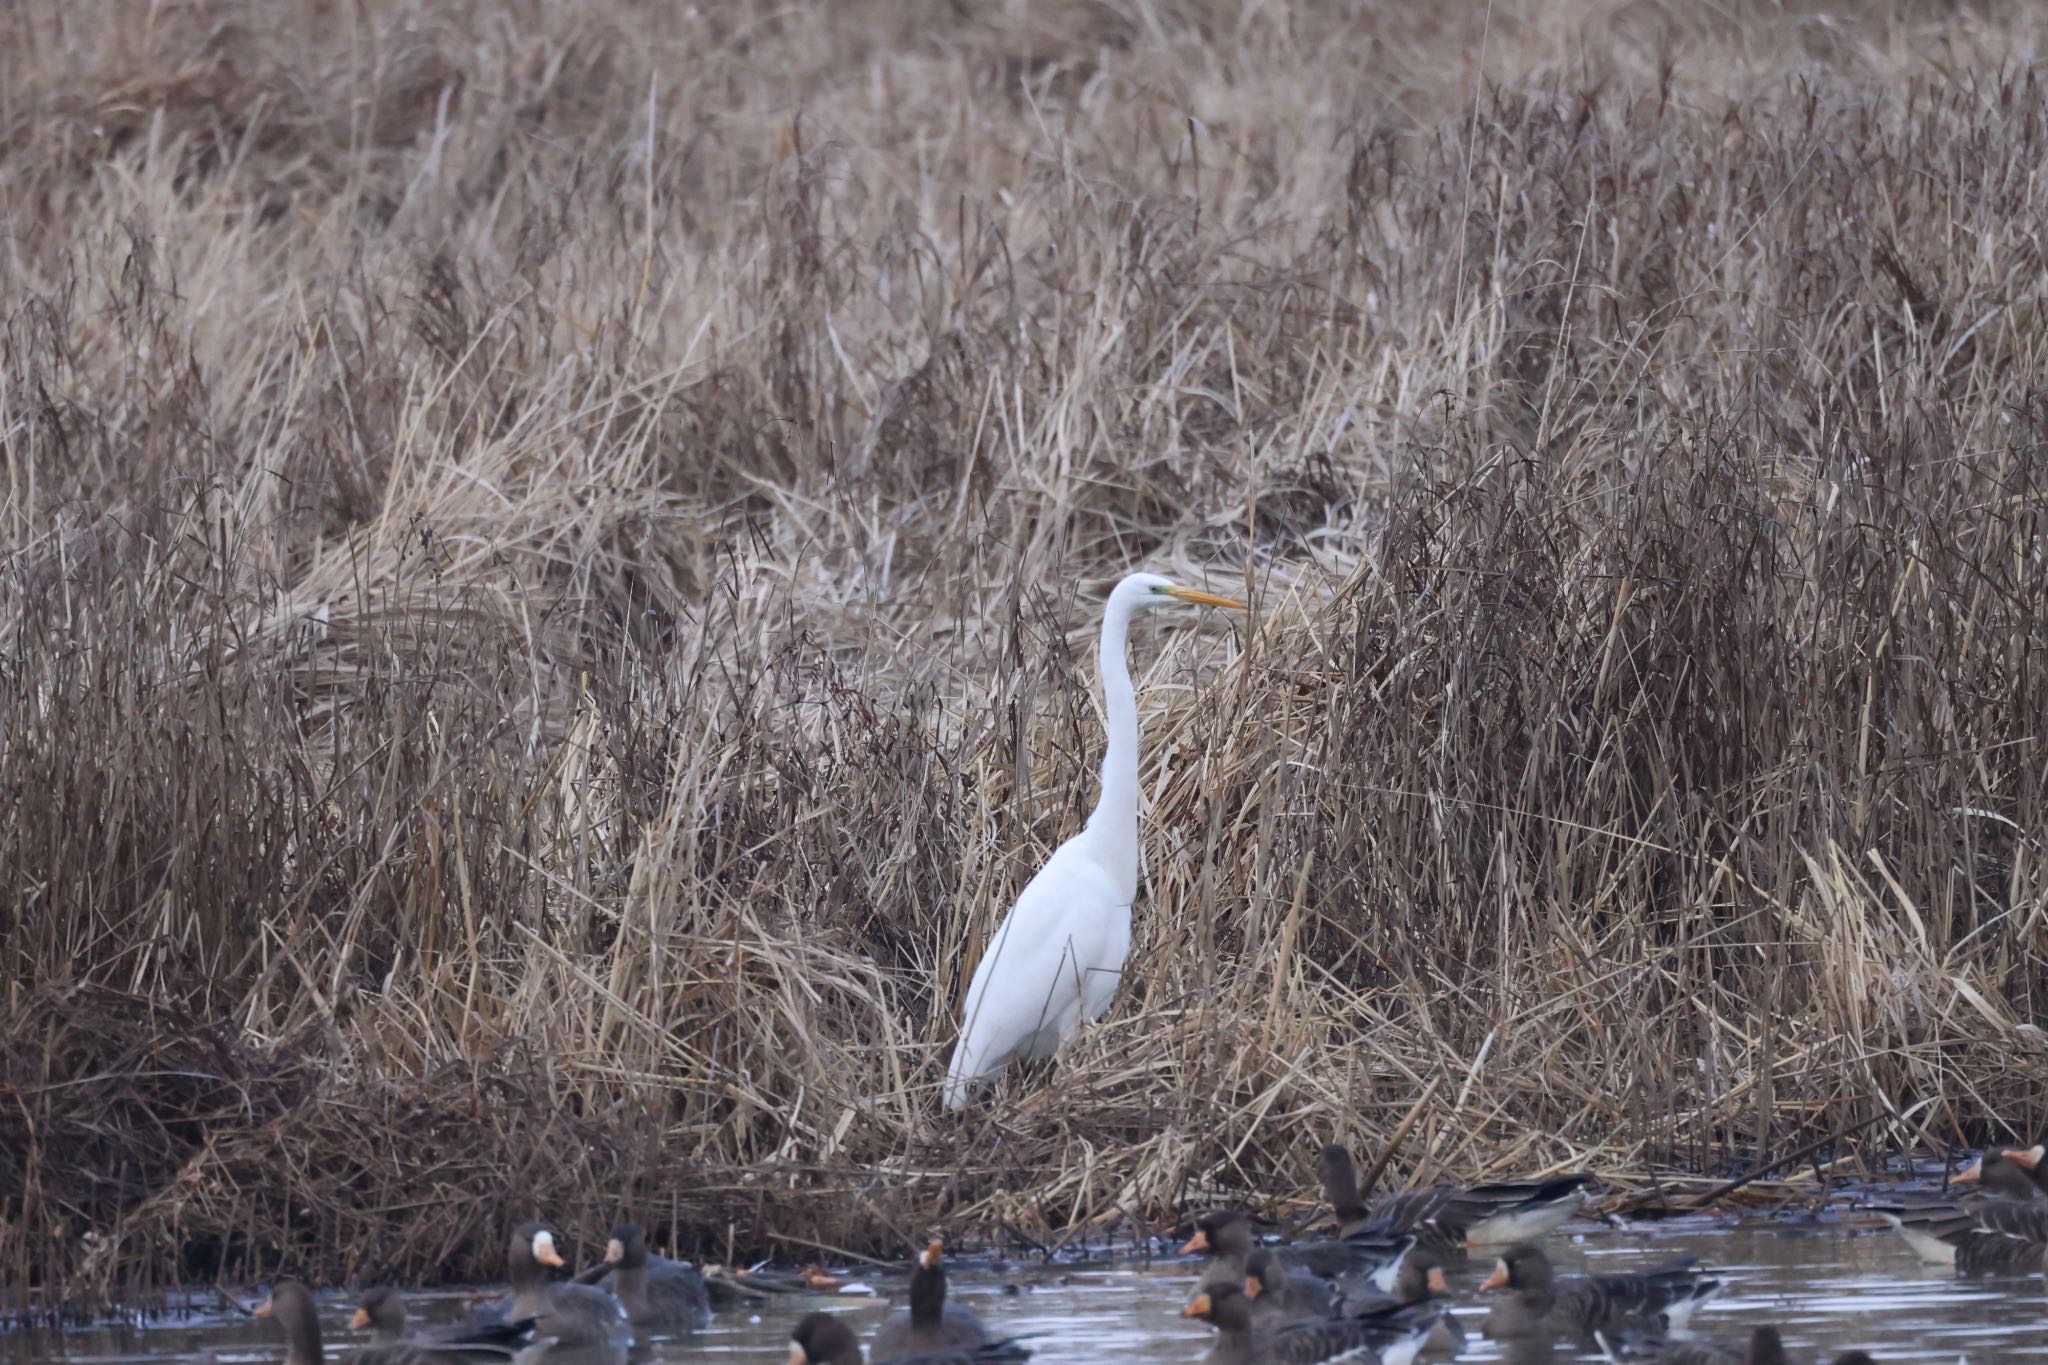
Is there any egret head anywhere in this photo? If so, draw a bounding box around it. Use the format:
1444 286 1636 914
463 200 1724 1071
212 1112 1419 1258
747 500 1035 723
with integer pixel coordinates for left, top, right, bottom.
1110 571 1246 615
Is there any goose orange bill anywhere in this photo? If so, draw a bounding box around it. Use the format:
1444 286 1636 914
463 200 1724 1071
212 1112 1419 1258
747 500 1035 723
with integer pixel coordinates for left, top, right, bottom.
1243 1275 1264 1300
605 1237 625 1264
349 1308 371 1329
1180 1229 1210 1254
1954 1160 1983 1185
1182 1292 1213 1318
1479 1261 1510 1292
1164 587 1246 609
919 1240 943 1269
254 1299 274 1319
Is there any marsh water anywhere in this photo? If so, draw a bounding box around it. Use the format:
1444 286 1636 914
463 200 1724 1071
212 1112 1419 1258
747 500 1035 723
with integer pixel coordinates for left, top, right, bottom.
5 1219 2043 1365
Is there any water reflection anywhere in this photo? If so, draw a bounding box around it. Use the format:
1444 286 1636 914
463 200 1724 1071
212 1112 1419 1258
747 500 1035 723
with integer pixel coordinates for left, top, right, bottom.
3 1224 2044 1364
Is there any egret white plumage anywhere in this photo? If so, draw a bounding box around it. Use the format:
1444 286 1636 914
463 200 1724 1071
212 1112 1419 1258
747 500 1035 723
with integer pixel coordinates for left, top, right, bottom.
941 571 1245 1110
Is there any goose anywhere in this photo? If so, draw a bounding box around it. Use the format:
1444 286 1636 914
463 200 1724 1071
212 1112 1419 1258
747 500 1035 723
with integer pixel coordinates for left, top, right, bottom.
1234 1242 1452 1327
350 1288 534 1360
487 1222 628 1348
1182 1209 1410 1287
1182 1283 1443 1365
1323 1243 1465 1356
1234 1246 1337 1325
1478 1244 1720 1344
1956 1144 2048 1198
1872 1145 2048 1270
260 1281 433 1365
1317 1143 1593 1249
586 1225 709 1331
872 1240 992 1361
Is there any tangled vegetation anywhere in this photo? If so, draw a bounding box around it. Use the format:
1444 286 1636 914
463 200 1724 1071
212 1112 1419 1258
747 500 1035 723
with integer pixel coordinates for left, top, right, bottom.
3 0 2046 1322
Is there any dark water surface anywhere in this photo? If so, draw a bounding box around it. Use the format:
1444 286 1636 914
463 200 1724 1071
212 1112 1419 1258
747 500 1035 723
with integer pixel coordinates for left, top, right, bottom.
5 1221 2043 1363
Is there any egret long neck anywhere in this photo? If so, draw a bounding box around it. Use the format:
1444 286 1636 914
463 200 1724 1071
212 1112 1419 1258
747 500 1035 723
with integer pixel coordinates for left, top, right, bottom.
1083 600 1140 892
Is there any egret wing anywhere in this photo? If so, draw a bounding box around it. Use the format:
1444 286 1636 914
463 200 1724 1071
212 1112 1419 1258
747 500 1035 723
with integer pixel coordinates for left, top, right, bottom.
945 843 1127 1105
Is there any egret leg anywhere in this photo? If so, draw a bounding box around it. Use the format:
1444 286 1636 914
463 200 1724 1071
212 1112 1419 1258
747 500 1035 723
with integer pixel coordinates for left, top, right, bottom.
1013 1053 1058 1091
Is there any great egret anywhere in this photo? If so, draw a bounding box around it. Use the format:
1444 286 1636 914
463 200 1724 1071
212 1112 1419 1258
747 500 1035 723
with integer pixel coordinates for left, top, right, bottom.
941 572 1245 1110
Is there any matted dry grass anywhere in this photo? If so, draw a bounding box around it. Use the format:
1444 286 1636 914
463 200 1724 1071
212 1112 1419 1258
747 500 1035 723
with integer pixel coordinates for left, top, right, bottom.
4 0 2047 1320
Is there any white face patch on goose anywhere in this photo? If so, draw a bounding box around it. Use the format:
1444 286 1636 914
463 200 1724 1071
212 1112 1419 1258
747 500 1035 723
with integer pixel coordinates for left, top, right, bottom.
532 1229 557 1260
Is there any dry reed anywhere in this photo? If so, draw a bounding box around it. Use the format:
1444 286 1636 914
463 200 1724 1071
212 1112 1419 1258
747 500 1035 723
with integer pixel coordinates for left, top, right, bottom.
3 0 2047 1324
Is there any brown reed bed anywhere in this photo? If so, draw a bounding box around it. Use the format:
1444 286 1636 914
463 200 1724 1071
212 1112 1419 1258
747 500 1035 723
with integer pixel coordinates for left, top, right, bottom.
3 0 2048 1325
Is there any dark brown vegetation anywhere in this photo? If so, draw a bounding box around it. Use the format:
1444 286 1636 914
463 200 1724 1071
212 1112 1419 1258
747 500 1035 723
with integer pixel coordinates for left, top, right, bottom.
3 0 2047 1323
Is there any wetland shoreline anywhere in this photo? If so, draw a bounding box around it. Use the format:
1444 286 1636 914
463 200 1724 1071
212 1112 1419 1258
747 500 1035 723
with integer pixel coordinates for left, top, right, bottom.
7 1220 2045 1363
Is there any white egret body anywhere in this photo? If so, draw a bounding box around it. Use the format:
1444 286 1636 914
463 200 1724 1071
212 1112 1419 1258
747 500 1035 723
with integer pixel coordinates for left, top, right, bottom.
942 572 1244 1109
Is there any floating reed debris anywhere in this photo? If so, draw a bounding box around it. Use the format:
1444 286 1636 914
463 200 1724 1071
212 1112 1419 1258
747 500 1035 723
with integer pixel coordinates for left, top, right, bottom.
3 0 2047 1324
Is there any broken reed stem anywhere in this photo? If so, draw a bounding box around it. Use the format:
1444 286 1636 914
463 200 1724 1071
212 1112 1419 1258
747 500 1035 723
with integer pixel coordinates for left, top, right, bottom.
1360 1078 1446 1199
1673 1112 1895 1214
